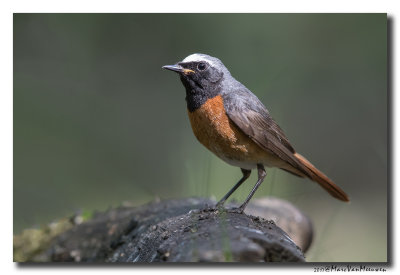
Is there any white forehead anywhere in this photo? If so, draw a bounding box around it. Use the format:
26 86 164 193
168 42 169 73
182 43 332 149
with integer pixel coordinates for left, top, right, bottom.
182 54 217 67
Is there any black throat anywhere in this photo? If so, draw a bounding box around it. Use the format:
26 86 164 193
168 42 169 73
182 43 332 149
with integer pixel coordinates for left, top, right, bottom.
180 76 221 112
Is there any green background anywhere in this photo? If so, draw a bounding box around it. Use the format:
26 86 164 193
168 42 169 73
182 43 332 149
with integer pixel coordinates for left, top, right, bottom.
14 14 387 262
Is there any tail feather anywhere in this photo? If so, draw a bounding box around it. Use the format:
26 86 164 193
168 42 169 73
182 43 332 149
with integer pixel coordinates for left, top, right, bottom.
294 153 350 202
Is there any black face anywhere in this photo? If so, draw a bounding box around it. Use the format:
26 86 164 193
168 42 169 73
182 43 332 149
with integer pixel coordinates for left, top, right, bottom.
177 61 224 112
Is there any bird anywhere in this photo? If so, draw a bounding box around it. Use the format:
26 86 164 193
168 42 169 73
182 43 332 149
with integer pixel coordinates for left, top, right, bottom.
162 53 349 213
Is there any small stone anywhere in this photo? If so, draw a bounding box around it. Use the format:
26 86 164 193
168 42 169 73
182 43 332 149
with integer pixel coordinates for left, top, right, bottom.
188 209 200 214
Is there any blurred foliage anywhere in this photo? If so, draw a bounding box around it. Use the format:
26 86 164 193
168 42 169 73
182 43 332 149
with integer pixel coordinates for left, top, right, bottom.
13 217 74 262
14 14 387 262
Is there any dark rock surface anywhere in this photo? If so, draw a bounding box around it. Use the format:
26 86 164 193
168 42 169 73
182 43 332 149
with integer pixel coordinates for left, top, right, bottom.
28 197 311 262
245 197 313 252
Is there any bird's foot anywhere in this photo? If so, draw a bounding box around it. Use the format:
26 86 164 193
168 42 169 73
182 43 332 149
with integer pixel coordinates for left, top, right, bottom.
215 200 226 210
226 205 245 214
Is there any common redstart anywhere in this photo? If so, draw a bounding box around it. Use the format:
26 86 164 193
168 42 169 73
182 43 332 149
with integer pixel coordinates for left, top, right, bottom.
163 53 349 212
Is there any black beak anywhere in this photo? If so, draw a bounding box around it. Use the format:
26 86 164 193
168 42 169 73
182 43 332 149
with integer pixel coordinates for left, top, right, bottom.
162 64 184 73
162 64 195 75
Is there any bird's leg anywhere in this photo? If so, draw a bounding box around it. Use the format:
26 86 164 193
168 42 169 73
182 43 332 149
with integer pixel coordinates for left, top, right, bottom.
237 164 267 213
216 168 251 208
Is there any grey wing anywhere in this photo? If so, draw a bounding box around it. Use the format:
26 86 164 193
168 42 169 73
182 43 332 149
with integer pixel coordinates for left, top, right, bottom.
222 89 307 172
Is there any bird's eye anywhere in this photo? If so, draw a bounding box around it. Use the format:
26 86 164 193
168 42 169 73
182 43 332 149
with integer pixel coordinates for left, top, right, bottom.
197 62 207 71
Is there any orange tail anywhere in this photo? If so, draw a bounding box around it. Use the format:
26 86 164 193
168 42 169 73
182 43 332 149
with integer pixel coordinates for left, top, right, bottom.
294 153 350 202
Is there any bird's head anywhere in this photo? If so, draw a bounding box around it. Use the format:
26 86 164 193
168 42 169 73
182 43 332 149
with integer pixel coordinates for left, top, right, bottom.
162 53 228 93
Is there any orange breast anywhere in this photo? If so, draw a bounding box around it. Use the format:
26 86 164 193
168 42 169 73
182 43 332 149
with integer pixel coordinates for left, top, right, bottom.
187 95 270 167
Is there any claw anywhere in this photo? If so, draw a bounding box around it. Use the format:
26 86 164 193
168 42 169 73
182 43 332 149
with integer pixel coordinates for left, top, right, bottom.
227 207 244 214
